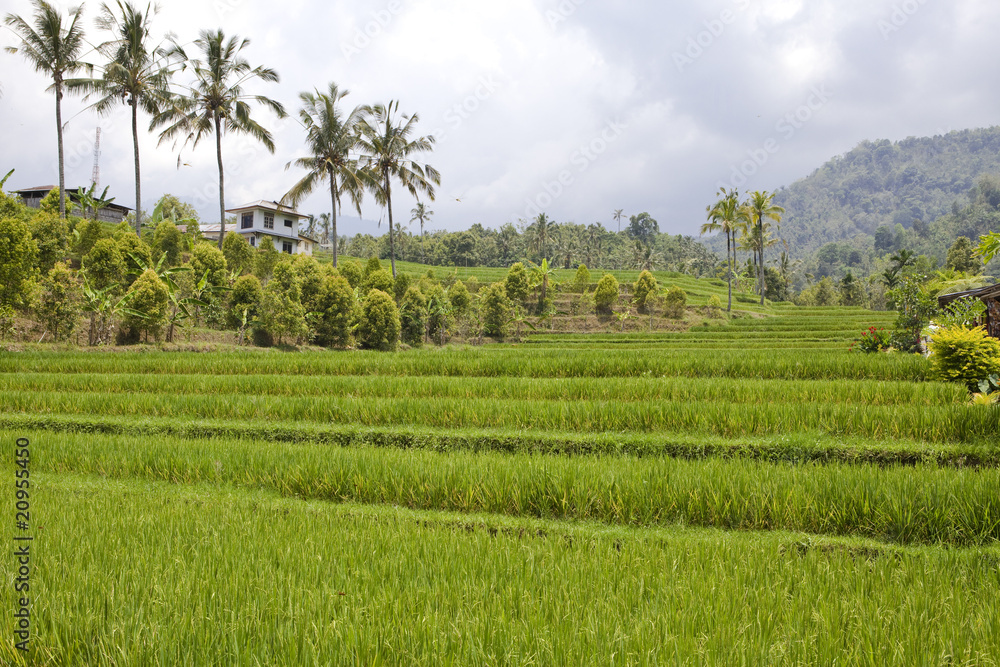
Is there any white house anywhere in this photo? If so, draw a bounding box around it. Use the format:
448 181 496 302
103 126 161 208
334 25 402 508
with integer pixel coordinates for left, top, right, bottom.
201 200 313 256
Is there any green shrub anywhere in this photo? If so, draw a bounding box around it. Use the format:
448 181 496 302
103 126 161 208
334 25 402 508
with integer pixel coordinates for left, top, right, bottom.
364 269 394 297
504 263 530 305
633 271 658 314
258 262 309 346
30 211 69 274
573 264 591 293
706 294 723 317
338 260 363 289
122 269 170 342
253 239 279 283
191 243 228 290
82 238 125 293
480 282 512 339
0 216 39 310
357 289 400 351
313 274 356 348
36 262 81 341
399 286 427 347
449 280 471 314
594 274 619 315
227 275 263 329
393 272 412 303
930 326 1000 389
363 257 383 279
664 286 687 319
152 220 183 266
222 232 254 276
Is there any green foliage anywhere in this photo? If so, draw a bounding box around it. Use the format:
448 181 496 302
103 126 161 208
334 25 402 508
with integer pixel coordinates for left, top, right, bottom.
364 256 384 278
313 274 356 348
114 232 153 290
594 274 619 315
399 286 427 347
976 232 1000 264
290 255 323 313
448 280 471 314
480 282 512 339
633 270 659 314
363 269 394 297
938 297 987 329
357 289 400 351
191 244 228 290
253 239 280 283
930 326 1000 389
226 274 263 330
38 187 62 214
75 217 104 256
122 269 170 342
83 238 126 293
36 261 81 341
424 283 450 344
339 260 363 289
573 264 591 292
0 215 39 310
663 285 687 319
946 237 979 273
259 262 309 346
504 262 530 305
850 327 892 354
888 275 939 352
30 210 69 274
152 220 183 266
706 294 724 318
839 272 865 307
393 272 412 303
222 232 254 276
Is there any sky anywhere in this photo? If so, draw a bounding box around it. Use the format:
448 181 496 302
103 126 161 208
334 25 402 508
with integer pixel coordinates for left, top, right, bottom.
3 0 1000 239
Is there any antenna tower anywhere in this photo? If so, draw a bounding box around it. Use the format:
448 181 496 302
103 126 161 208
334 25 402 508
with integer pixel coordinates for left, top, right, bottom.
92 127 101 188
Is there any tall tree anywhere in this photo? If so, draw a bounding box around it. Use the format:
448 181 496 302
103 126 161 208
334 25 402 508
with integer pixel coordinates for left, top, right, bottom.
5 0 87 218
702 188 748 313
410 202 432 264
529 212 552 260
280 83 365 267
357 100 440 277
746 190 784 305
153 29 286 249
70 1 174 234
613 209 625 234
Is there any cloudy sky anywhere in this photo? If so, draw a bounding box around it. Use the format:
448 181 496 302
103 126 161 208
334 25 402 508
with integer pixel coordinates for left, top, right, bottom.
3 0 1000 238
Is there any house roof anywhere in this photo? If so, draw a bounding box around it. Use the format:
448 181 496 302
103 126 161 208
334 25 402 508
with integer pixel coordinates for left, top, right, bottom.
225 200 306 218
14 185 133 212
938 283 1000 306
298 234 319 243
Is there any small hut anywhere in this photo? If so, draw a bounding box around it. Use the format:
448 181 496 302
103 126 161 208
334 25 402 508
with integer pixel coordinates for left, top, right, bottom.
938 284 1000 339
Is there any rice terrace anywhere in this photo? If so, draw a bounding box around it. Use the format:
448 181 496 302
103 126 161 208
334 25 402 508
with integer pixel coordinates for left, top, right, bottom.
4 0 1000 665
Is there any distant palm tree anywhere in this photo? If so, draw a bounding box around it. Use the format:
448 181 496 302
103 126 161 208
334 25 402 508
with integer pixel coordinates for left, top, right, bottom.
357 101 440 277
702 188 748 312
5 0 87 218
746 190 784 305
529 213 552 260
280 83 366 267
70 1 175 234
153 29 286 249
613 209 625 233
410 202 433 264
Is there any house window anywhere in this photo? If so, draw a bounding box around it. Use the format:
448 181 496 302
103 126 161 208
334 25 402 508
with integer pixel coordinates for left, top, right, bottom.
264 213 274 230
284 219 293 228
241 212 253 229
249 236 256 247
282 241 293 254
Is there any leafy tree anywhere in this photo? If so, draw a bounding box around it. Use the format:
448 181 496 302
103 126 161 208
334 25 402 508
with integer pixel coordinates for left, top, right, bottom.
5 0 87 217
152 220 182 266
82 238 126 293
74 217 105 257
0 217 40 311
363 257 384 278
280 83 365 267
976 232 1000 264
887 274 938 352
746 191 784 305
338 259 363 289
706 294 724 318
627 212 659 245
357 289 400 351
399 286 426 346
313 274 355 348
226 274 262 329
479 282 512 339
613 209 625 233
663 285 687 319
258 261 308 345
36 261 81 341
633 270 658 314
122 268 169 342
946 237 979 273
114 229 152 288
392 272 412 303
357 100 440 277
814 277 838 306
29 210 69 274
573 264 591 292
153 29 286 249
290 255 323 313
594 274 619 315
222 231 254 276
839 271 865 307
424 283 450 344
448 280 471 315
504 262 530 306
191 243 227 289
252 238 279 282
411 202 432 264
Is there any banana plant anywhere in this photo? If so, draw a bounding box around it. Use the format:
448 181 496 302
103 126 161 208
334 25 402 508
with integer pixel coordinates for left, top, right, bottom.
76 182 116 221
80 274 143 346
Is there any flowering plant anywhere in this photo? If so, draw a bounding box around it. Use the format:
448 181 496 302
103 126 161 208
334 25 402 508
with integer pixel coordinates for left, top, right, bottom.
850 326 892 353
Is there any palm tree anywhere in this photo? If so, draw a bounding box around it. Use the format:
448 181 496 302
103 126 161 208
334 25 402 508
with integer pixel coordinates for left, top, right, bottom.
153 29 286 249
69 1 174 234
410 202 432 264
746 190 784 305
702 188 747 313
5 0 87 218
529 213 552 260
356 100 440 277
280 83 365 267
613 209 625 233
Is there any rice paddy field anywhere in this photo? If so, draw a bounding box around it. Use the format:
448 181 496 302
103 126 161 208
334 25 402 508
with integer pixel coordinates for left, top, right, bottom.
3 303 1000 665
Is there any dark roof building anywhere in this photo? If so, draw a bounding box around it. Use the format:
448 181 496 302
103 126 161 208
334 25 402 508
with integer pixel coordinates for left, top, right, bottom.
938 284 1000 339
14 186 132 224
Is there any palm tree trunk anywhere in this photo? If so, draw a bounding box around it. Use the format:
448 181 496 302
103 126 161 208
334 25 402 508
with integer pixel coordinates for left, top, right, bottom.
215 114 226 251
132 100 142 235
329 170 339 268
55 80 66 218
421 219 425 264
758 218 766 306
385 172 396 277
727 232 733 313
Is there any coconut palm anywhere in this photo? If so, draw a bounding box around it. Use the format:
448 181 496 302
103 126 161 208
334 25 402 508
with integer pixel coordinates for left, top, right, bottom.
410 202 432 264
5 0 87 218
746 190 784 305
280 83 365 267
528 213 552 260
702 187 748 313
69 1 175 234
613 209 625 233
153 29 286 249
356 100 440 277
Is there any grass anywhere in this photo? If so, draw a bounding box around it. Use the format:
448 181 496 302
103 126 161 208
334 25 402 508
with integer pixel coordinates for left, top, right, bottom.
4 474 1000 665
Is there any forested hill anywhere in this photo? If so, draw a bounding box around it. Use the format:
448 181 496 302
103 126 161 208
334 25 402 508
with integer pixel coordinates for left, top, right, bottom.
770 127 1000 258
